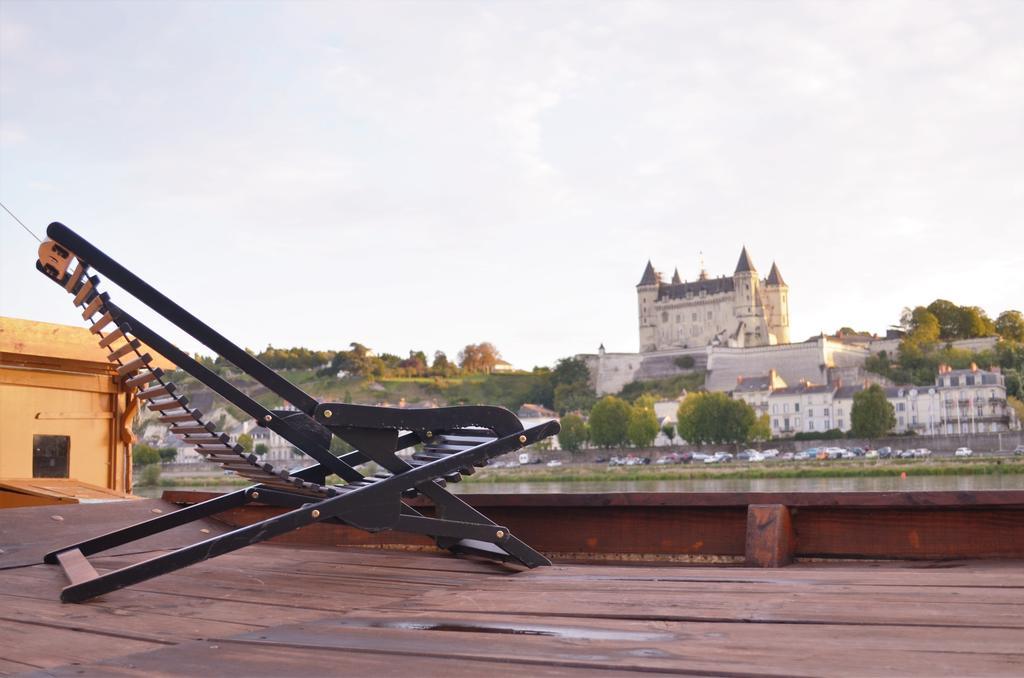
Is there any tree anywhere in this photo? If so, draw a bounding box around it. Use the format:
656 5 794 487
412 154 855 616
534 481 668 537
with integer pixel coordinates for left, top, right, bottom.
996 311 1024 343
750 414 772 442
588 396 632 448
237 433 254 453
927 299 962 340
958 306 996 338
557 413 588 453
398 350 428 376
432 350 453 376
458 342 501 373
1008 396 1024 425
254 443 268 456
627 396 660 448
157 447 178 463
132 444 161 467
553 382 596 414
551 356 591 387
547 356 595 413
906 307 940 345
675 392 756 444
1006 371 1022 400
850 384 896 438
331 342 375 377
661 423 676 442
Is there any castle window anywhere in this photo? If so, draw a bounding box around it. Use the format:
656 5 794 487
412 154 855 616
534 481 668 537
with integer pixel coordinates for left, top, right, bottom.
692 313 697 321
661 311 668 322
707 311 712 319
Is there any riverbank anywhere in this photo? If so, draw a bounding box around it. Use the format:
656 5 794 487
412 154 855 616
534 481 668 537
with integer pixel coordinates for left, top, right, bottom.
134 456 1024 489
462 457 1024 484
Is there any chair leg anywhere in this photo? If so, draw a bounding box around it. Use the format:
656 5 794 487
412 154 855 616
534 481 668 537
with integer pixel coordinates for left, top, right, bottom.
59 494 327 603
43 488 252 564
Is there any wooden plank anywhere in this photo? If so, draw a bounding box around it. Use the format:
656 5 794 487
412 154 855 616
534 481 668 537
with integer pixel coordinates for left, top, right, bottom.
89 311 114 334
0 499 228 569
106 339 142 362
0 568 361 627
35 643 611 678
97 327 126 348
0 617 162 669
72 277 96 305
55 548 98 586
745 504 793 567
221 612 1024 677
397 586 1024 628
795 507 1024 559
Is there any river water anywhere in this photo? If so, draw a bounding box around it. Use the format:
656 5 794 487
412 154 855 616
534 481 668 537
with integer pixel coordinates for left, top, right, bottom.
134 473 1024 498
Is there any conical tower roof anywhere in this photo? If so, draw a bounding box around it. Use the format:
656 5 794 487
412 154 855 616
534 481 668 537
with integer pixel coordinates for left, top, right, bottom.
638 260 658 286
734 246 756 274
766 261 786 286
671 268 682 284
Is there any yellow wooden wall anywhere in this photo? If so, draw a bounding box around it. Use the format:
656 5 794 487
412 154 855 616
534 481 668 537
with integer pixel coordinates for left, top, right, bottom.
0 366 122 489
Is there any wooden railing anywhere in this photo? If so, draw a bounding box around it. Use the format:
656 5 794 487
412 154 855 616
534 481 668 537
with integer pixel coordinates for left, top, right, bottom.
164 489 1024 567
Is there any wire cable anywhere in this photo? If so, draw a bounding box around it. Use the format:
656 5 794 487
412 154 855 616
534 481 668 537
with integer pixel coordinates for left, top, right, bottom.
0 200 42 242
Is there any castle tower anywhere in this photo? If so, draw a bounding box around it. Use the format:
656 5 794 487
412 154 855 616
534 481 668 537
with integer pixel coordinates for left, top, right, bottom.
732 246 767 346
764 261 790 344
637 260 660 352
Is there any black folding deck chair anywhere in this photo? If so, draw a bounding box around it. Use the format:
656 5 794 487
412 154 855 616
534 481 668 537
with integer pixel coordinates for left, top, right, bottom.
35 223 558 603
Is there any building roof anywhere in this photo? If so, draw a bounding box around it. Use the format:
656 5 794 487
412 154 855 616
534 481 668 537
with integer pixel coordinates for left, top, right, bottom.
734 246 756 274
834 385 865 399
766 262 786 286
671 268 682 284
517 403 558 419
770 383 836 398
0 316 175 371
657 276 735 300
638 260 658 286
733 375 773 392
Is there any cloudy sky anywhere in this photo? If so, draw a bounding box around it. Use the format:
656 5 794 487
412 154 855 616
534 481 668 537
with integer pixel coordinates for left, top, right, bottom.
1 0 1021 369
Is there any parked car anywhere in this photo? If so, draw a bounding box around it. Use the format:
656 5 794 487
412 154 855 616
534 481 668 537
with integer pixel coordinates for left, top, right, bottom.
877 446 892 459
748 452 766 462
954 447 973 457
865 449 879 459
546 460 563 467
655 453 681 465
691 452 710 462
1015 445 1024 456
779 451 795 461
761 448 780 458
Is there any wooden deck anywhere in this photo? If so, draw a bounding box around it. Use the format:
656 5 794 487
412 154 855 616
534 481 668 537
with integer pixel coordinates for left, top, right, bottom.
2 499 1023 676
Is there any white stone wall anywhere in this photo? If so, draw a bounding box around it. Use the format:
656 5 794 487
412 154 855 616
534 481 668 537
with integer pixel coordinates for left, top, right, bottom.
706 338 869 392
579 352 643 396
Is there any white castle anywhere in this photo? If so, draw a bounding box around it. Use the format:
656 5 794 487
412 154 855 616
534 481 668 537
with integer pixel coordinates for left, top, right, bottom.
637 247 790 351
